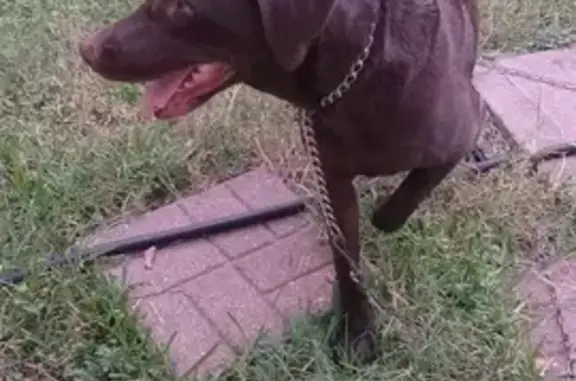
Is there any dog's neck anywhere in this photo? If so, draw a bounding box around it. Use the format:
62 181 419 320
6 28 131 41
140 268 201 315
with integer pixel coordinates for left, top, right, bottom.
310 0 381 102
244 0 381 110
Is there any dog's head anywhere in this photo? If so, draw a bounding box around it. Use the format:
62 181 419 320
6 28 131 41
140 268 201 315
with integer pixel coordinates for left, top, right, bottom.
79 0 337 119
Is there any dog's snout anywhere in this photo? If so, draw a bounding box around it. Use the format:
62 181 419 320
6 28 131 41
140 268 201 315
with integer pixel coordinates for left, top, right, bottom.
79 32 121 67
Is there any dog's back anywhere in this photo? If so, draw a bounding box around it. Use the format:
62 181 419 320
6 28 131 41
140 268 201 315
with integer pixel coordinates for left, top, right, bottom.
308 0 482 176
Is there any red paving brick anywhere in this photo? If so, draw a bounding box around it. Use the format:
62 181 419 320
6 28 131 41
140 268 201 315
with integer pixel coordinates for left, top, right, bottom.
517 258 576 379
546 259 576 304
530 306 566 358
132 291 231 377
234 226 331 293
101 169 332 376
178 264 285 347
178 182 276 258
266 264 335 318
475 47 576 153
546 260 576 371
85 201 193 247
114 240 227 298
225 168 309 237
475 46 576 186
515 269 554 308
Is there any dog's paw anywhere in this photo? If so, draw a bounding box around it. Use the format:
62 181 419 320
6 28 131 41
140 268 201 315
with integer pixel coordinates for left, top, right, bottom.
370 195 408 233
346 327 379 364
330 303 380 365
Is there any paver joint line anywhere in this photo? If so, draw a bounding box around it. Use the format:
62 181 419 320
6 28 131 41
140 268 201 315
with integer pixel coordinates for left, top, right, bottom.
224 183 282 238
260 261 333 294
208 232 276 261
173 289 237 347
128 219 324 302
478 56 576 92
180 342 221 379
543 269 575 378
475 47 576 167
227 261 290 323
101 169 337 377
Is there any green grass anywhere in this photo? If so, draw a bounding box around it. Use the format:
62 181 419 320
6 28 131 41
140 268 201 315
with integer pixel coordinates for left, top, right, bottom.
0 0 575 379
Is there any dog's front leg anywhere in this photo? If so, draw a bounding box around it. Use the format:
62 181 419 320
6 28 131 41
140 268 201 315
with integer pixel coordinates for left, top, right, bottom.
319 150 377 363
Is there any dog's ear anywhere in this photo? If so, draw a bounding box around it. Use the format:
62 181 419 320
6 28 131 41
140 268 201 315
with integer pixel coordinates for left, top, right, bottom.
256 0 336 72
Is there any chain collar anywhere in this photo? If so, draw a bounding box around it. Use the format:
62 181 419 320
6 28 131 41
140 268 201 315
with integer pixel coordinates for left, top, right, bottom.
318 22 378 109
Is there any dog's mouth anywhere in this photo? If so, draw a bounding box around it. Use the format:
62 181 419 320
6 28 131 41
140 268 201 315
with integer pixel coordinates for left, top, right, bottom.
143 62 236 120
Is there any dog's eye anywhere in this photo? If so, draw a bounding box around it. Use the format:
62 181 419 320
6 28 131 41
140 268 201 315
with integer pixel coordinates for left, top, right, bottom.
170 0 195 22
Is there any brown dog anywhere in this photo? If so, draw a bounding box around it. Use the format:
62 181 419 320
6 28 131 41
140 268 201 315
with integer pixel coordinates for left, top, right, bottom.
79 0 482 361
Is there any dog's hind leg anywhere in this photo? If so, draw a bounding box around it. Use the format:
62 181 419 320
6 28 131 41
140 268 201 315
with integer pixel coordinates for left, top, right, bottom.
371 158 461 233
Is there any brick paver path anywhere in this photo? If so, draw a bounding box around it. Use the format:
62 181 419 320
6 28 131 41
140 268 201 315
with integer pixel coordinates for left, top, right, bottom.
101 168 334 377
474 46 576 183
517 260 576 379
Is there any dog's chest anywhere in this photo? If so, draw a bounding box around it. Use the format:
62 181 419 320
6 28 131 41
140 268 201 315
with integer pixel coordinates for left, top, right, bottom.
313 81 480 176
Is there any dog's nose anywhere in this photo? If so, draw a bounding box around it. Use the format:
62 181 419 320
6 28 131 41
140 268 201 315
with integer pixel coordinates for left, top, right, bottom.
79 35 120 66
79 40 97 65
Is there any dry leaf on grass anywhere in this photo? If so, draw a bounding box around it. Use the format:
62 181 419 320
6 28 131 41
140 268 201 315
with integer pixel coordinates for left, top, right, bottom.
144 246 157 270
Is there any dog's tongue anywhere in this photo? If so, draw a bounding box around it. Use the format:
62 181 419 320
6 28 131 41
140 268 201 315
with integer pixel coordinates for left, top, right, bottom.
143 67 193 114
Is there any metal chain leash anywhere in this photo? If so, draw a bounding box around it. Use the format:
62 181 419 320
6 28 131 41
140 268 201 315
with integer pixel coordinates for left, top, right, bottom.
298 21 377 289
